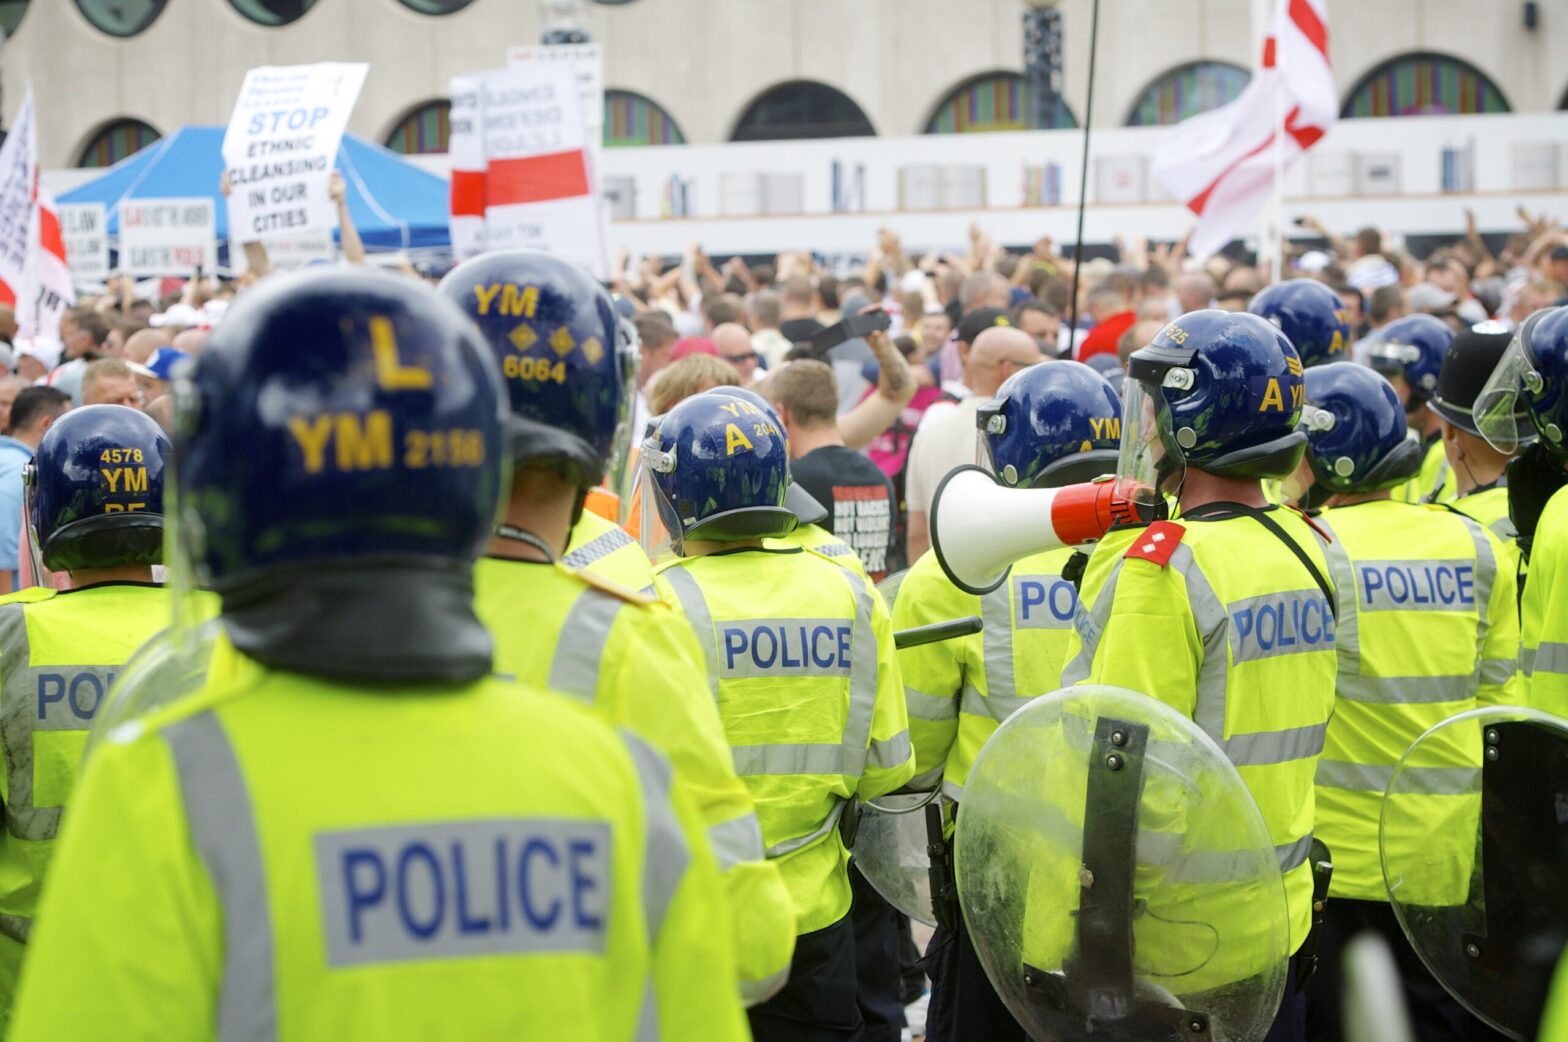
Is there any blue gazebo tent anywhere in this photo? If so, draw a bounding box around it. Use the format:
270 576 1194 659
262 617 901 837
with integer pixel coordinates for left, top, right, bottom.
60 126 451 252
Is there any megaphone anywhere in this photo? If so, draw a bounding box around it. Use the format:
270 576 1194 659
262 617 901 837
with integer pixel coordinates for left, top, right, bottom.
929 466 1155 595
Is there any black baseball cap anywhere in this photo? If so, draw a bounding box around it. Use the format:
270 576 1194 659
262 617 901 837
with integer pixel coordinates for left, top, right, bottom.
956 307 1012 345
1427 323 1526 438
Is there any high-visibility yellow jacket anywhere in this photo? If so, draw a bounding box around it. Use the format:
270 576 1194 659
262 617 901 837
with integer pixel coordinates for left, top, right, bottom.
1452 484 1520 577
1313 501 1518 902
474 554 795 1003
1391 437 1457 505
767 524 867 578
1521 484 1568 717
563 510 657 593
654 545 914 934
893 546 1081 800
8 658 748 1042
1064 510 1338 952
0 581 172 1017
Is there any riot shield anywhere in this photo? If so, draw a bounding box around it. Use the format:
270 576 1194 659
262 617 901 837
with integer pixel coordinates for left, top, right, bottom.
956 685 1290 1042
1380 706 1568 1041
852 792 942 928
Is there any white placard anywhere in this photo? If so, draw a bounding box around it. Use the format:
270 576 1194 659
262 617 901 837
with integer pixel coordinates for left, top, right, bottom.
120 197 218 275
233 227 336 273
59 203 109 283
222 62 368 244
506 44 604 134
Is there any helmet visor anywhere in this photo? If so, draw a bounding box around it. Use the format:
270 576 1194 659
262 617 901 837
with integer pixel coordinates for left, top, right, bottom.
603 317 642 524
1474 334 1539 454
1115 376 1183 510
635 435 677 561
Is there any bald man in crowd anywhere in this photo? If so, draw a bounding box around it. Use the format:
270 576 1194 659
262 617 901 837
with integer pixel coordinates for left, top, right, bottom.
122 329 171 366
904 326 1045 561
712 322 761 386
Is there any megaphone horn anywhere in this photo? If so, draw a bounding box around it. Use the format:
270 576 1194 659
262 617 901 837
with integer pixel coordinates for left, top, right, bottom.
930 466 1152 596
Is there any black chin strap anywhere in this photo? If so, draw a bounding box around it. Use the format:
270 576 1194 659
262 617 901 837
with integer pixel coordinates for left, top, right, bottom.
495 524 559 563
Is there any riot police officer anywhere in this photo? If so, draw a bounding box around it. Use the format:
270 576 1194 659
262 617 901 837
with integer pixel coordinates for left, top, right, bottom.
0 405 175 1019
8 270 748 1041
1248 278 1352 369
1063 310 1338 1040
440 249 795 1006
1285 362 1518 1042
893 359 1122 1040
646 390 915 1042
1365 313 1457 504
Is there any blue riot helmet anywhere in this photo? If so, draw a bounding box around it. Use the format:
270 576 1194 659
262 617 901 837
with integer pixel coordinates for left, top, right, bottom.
641 391 796 556
438 249 633 491
24 404 168 574
1477 306 1568 460
1297 363 1423 502
976 360 1123 488
703 384 831 523
1248 278 1351 368
1365 313 1452 408
1118 310 1306 505
177 268 507 682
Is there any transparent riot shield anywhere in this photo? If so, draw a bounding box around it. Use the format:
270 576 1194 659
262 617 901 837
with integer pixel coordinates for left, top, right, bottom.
852 791 942 928
956 685 1290 1042
1381 706 1568 1041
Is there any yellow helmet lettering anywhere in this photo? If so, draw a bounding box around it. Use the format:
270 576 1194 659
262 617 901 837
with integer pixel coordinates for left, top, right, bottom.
1259 377 1284 413
725 423 754 455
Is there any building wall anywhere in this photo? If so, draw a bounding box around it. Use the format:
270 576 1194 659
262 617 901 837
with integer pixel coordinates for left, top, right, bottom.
6 0 1565 167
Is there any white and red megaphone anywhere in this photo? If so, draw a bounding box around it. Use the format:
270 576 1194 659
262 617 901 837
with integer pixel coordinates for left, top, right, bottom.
930 465 1157 595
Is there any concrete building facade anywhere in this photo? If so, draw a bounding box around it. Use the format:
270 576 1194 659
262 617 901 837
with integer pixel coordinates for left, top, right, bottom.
3 0 1563 168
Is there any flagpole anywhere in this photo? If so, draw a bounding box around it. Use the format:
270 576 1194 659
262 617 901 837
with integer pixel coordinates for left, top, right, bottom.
1269 0 1286 285
1066 0 1100 358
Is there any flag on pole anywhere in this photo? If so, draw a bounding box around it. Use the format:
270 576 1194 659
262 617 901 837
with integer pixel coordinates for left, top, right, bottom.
0 89 74 339
1153 0 1336 258
20 180 76 342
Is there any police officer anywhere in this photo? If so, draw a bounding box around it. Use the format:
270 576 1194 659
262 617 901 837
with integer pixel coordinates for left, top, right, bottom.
1475 305 1568 716
1249 278 1353 369
893 359 1122 1042
8 271 749 1041
1428 324 1526 563
646 391 915 1042
1063 310 1338 1041
1365 313 1457 504
1284 362 1518 1042
440 249 796 1006
0 405 173 1018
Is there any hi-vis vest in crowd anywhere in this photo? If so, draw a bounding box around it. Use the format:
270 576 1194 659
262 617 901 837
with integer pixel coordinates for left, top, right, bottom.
654 546 914 935
474 554 795 1003
893 546 1081 800
1313 501 1518 902
1520 484 1568 717
0 581 172 1013
564 509 657 594
1064 510 1339 952
7 655 748 1042
1391 436 1456 505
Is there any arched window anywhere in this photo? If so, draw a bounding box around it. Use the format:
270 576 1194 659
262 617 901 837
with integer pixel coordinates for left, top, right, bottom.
0 1 30 36
924 72 1077 134
1126 61 1250 126
1342 53 1509 118
604 90 685 147
75 0 165 36
76 119 160 168
227 0 318 25
731 81 874 142
385 101 451 155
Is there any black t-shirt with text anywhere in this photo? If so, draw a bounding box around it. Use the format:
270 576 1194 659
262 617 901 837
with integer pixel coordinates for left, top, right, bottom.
790 445 900 580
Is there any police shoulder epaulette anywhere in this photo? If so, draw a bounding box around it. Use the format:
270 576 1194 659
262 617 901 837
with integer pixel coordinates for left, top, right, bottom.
1122 520 1185 566
0 586 56 607
569 564 658 606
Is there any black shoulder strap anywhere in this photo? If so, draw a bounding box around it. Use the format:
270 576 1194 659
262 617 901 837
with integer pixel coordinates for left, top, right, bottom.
1180 502 1338 621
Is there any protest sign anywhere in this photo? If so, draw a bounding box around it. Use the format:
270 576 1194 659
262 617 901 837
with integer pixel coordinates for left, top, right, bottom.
448 74 488 260
59 203 109 283
232 227 335 273
120 198 218 275
0 89 37 294
222 62 368 244
506 44 605 138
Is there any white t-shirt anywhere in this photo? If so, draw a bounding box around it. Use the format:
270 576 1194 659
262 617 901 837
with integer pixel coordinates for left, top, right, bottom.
904 395 985 514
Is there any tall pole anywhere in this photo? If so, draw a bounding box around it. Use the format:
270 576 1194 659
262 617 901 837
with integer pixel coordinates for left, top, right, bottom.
1066 0 1101 358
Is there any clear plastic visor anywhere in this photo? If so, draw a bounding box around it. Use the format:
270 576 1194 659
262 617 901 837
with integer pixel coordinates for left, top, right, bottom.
1473 334 1539 454
1115 376 1184 509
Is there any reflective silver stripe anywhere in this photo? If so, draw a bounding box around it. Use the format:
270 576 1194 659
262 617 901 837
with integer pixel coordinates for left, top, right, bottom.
705 813 765 871
165 711 276 1042
1166 544 1230 746
835 567 881 778
1222 723 1326 767
546 587 626 702
1061 559 1128 686
1479 658 1516 685
1164 836 1313 884
1275 835 1313 873
940 778 964 802
908 764 946 791
815 542 855 558
1488 515 1518 541
618 730 689 946
904 686 957 722
868 729 911 769
636 981 659 1042
1315 758 1480 795
979 581 1016 703
732 744 855 776
1456 511 1496 632
562 526 635 570
1337 673 1478 705
1529 642 1568 677
765 799 845 858
739 962 791 1006
658 566 720 699
958 682 1033 723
